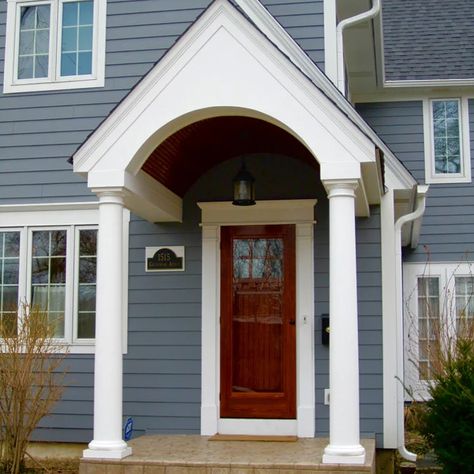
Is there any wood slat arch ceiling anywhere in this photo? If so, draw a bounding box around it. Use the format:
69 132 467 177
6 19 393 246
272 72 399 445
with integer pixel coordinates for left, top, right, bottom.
142 116 319 197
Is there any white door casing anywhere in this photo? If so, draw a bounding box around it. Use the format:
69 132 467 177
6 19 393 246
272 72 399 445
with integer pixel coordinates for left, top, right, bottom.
199 200 316 437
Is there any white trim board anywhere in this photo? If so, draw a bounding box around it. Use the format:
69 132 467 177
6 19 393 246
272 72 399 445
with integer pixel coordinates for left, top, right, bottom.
198 200 316 437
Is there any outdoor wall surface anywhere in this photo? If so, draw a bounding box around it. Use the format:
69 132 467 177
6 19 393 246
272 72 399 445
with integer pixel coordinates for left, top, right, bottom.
358 100 474 263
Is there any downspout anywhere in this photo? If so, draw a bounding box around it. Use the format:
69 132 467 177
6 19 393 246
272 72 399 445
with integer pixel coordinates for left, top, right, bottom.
394 184 429 461
336 0 381 93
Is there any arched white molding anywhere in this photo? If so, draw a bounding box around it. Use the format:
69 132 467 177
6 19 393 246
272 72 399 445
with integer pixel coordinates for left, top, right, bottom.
73 0 375 196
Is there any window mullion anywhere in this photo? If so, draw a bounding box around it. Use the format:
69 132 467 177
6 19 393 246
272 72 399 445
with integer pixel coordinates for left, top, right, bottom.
64 225 74 344
51 0 60 81
72 225 80 343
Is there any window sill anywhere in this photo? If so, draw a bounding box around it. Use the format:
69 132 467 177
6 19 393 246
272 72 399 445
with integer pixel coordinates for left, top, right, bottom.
3 76 105 94
425 174 472 184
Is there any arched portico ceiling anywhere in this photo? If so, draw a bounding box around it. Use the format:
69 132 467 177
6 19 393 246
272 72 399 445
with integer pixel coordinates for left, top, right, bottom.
142 116 318 197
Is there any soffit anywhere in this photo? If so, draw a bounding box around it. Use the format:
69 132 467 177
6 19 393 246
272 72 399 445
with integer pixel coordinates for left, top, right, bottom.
142 116 318 197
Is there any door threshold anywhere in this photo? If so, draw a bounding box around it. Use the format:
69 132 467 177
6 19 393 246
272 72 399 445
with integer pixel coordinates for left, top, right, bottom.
210 434 298 442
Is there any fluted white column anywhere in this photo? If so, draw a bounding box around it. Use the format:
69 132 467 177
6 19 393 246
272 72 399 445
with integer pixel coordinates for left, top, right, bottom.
83 191 132 460
322 180 365 465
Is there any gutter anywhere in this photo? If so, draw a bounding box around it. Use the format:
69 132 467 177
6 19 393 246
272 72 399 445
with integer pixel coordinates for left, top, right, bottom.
394 184 429 461
336 0 381 94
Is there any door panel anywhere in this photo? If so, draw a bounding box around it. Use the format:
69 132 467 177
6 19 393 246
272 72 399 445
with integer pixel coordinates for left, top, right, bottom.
220 225 296 419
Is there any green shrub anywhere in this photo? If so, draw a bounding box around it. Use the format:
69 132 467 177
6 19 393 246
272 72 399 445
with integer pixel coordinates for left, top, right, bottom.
420 338 474 473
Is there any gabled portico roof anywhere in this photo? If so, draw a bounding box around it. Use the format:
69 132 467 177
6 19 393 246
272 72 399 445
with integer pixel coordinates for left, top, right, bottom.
72 0 416 223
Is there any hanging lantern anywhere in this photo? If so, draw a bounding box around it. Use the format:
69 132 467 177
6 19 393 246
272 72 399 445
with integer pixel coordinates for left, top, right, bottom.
232 161 256 206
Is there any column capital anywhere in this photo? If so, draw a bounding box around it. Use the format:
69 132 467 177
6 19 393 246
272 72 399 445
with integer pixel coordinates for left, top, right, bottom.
92 187 126 204
322 179 359 199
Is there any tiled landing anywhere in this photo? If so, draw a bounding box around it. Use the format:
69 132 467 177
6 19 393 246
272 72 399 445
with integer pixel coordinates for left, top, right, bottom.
79 435 375 474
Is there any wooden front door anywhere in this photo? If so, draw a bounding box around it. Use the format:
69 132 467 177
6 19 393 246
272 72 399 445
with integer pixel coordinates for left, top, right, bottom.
220 224 296 419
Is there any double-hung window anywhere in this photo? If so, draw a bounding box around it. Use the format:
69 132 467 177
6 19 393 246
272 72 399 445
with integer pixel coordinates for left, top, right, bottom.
3 0 106 93
403 262 474 400
0 203 130 353
0 225 97 346
423 97 471 184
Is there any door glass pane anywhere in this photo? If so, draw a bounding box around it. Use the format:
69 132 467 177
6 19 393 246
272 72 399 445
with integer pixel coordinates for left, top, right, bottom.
231 238 284 393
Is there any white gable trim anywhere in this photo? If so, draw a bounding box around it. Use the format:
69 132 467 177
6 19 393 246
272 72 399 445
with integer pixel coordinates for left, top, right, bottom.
73 0 375 192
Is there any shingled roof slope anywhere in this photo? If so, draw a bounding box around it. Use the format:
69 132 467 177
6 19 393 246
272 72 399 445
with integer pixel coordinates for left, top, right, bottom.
382 0 474 81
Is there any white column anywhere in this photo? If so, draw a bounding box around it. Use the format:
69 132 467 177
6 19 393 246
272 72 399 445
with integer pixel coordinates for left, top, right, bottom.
83 191 132 460
322 180 365 465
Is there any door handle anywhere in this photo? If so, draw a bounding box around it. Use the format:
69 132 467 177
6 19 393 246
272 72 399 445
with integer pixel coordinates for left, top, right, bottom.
289 319 296 325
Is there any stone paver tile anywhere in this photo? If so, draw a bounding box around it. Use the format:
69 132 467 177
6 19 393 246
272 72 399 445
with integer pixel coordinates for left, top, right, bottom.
106 465 124 474
143 466 166 474
78 464 88 474
123 465 145 474
230 469 254 474
82 463 109 474
165 467 207 474
207 468 231 474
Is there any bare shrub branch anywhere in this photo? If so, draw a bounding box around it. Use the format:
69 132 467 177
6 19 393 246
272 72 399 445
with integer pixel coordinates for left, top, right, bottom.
0 303 68 474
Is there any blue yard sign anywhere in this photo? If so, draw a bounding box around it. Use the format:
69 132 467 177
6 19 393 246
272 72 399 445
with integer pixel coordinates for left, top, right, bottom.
124 417 133 441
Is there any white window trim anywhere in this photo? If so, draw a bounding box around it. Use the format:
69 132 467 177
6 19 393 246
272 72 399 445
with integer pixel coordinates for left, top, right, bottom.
423 97 471 184
0 202 129 354
3 0 106 94
198 200 316 437
403 261 473 401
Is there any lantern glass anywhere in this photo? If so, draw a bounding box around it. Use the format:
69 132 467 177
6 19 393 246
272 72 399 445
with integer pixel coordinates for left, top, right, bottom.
232 162 256 206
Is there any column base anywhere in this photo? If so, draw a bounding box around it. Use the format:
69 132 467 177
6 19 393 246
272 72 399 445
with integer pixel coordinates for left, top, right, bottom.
83 440 132 459
322 444 366 465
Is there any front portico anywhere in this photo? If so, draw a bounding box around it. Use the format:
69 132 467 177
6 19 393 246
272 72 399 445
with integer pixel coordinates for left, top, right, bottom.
73 0 385 465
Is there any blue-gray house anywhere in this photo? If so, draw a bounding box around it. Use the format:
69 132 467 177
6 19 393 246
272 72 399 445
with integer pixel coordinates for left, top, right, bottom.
0 0 472 467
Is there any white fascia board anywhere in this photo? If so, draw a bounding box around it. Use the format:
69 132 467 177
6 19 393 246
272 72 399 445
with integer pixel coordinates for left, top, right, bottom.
385 78 474 88
384 153 417 190
73 0 376 182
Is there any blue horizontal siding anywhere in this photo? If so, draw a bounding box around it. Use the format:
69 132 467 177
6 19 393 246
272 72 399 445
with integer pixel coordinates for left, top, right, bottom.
358 100 474 263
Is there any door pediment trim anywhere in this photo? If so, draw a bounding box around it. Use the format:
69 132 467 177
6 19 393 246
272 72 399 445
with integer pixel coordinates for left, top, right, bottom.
198 199 317 226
